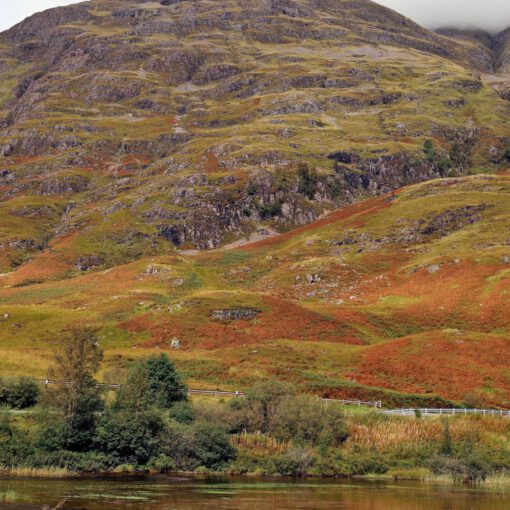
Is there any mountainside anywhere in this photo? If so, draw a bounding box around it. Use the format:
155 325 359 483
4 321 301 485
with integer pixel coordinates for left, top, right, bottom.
1 0 510 405
1 173 509 406
1 0 510 270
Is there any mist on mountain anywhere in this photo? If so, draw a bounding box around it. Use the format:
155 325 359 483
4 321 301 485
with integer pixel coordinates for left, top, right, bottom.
376 0 510 34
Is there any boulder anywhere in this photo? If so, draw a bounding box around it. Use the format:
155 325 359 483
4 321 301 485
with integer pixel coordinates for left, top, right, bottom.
211 308 260 321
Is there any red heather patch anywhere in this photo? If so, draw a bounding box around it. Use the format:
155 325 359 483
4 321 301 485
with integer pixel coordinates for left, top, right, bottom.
124 296 366 350
205 152 220 173
353 332 510 403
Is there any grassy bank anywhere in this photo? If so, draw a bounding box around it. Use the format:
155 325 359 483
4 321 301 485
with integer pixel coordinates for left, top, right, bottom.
1 335 509 490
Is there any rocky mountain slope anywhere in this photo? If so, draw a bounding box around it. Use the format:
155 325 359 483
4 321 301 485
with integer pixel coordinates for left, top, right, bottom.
1 1 510 405
1 0 510 274
1 173 509 406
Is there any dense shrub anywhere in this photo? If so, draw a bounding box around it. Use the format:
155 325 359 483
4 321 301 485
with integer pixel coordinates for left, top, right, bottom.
244 380 295 433
116 353 187 411
159 421 236 471
297 162 319 199
345 447 389 476
191 422 236 470
170 401 195 425
270 395 348 447
0 377 39 409
273 447 315 476
95 410 164 467
428 452 490 483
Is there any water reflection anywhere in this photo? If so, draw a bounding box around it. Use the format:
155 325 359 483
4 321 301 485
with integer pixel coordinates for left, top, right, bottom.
0 476 507 510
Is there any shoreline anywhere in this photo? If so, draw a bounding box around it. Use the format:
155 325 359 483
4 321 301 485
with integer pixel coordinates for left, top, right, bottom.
1 468 509 495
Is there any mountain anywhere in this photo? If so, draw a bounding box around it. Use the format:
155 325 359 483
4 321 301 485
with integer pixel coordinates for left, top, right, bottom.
0 0 510 405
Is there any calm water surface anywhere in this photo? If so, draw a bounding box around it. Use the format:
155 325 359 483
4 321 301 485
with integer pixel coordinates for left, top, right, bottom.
0 476 508 509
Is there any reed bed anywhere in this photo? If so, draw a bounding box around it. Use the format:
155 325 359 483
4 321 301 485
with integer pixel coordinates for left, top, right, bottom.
233 431 291 454
347 415 509 452
0 466 72 478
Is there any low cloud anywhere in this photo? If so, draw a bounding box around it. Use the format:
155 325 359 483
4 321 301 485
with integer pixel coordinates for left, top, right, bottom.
1 1 83 32
375 0 510 34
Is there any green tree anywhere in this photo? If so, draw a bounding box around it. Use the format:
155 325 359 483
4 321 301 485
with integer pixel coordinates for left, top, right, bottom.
270 395 348 447
95 410 164 467
117 353 187 412
48 328 104 451
245 380 294 433
297 162 319 199
4 378 39 409
423 139 435 160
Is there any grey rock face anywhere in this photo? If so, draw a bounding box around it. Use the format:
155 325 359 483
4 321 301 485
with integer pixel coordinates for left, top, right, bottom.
75 255 105 271
211 308 260 321
421 205 488 237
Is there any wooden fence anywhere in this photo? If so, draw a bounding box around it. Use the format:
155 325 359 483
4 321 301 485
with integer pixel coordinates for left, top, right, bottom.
30 381 510 415
36 380 381 407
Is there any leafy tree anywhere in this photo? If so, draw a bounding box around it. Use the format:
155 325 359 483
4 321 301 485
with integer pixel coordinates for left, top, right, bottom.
270 395 348 447
95 410 164 466
4 378 39 409
449 143 463 165
191 422 236 470
423 139 435 160
117 353 187 412
297 162 319 199
47 328 104 451
245 380 294 432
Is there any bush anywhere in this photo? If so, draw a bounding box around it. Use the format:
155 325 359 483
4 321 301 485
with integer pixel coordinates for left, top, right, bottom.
449 143 463 164
428 453 490 484
192 399 245 433
503 142 510 161
270 395 348 447
148 454 175 473
0 377 39 409
273 447 315 476
297 162 319 199
259 201 282 219
423 139 435 160
170 401 195 425
191 422 236 470
95 410 164 467
345 447 389 476
117 353 187 411
244 380 294 433
159 421 235 471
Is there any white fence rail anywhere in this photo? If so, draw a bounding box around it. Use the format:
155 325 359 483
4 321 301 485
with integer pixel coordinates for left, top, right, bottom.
26 380 510 415
324 398 382 408
383 408 510 417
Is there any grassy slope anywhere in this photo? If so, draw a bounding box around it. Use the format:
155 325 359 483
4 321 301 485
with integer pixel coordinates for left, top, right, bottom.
1 174 509 406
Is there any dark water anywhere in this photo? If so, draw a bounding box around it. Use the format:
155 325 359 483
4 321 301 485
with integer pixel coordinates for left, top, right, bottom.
0 476 508 510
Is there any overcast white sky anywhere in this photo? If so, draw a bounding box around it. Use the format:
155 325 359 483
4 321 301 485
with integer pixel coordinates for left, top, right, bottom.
2 0 510 34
